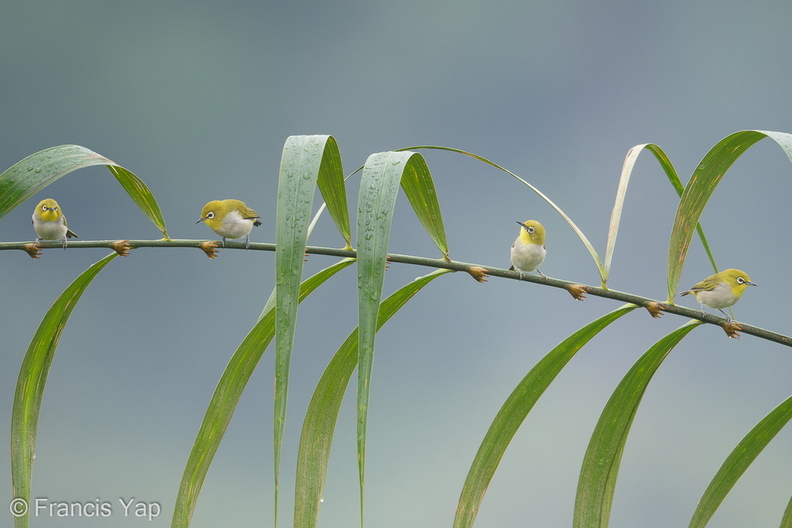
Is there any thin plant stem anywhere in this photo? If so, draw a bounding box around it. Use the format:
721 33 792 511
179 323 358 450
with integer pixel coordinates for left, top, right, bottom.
4 239 789 347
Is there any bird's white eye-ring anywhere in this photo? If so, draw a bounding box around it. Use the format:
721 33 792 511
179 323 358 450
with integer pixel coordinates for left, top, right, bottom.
41 204 49 211
527 226 535 233
206 212 215 219
737 277 746 284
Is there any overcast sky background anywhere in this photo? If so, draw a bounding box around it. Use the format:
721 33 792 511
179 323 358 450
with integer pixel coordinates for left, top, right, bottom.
2 1 792 527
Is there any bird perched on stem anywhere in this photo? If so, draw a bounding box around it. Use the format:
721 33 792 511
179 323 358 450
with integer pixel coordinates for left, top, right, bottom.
680 268 756 323
510 220 546 278
32 198 78 249
196 199 261 249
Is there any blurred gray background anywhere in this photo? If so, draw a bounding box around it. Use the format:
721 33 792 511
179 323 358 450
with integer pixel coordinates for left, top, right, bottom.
2 1 791 527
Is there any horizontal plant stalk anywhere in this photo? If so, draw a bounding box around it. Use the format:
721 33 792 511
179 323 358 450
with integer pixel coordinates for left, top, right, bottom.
3 238 789 347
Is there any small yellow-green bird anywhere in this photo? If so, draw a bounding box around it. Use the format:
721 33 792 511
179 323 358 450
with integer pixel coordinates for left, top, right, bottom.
32 198 78 249
680 268 757 322
509 220 546 278
196 199 262 248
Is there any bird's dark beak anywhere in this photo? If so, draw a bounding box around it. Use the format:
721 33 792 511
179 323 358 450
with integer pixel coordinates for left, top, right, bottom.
749 281 758 287
516 220 528 230
196 218 206 224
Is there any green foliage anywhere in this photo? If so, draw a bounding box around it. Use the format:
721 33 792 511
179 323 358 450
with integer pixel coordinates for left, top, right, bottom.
171 259 354 528
3 131 792 528
403 145 606 285
355 150 449 524
574 320 701 528
454 304 638 528
782 497 792 528
605 143 719 287
688 393 792 528
666 130 792 300
294 269 451 528
274 135 350 525
10 253 119 528
0 145 169 237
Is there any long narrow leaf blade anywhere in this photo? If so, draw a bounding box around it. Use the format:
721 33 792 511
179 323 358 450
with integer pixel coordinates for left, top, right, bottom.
399 153 450 260
453 304 638 528
274 134 327 525
688 394 792 528
313 135 352 248
0 145 168 237
603 146 644 281
106 165 169 237
574 320 701 528
10 253 118 528
641 144 720 274
356 150 411 524
667 130 792 300
400 145 605 284
605 143 720 287
294 269 451 528
171 259 353 528
782 495 792 528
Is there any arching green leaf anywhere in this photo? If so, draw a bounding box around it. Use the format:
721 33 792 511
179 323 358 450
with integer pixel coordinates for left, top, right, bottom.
667 130 792 301
574 320 700 528
313 135 352 248
356 150 412 525
274 134 346 525
398 153 449 260
294 269 451 528
781 495 792 528
689 394 792 528
604 143 718 284
354 150 447 524
171 259 353 528
0 145 168 237
11 253 118 528
453 304 637 528
401 145 604 285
